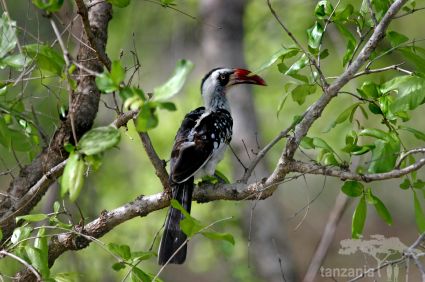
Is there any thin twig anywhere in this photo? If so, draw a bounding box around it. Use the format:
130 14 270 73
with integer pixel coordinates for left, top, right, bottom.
0 250 41 281
366 0 379 27
137 131 169 190
352 63 412 78
266 0 328 88
75 0 111 70
396 148 425 168
394 6 425 19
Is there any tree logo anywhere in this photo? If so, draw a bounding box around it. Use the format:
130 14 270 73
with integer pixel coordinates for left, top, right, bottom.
338 234 418 281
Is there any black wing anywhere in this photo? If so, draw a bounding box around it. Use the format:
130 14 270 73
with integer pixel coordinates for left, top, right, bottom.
170 107 233 183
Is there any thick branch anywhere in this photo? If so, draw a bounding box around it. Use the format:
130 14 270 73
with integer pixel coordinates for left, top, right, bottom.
0 2 112 243
75 0 111 70
15 152 425 280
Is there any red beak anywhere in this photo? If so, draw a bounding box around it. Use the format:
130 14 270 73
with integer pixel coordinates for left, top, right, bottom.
232 68 267 86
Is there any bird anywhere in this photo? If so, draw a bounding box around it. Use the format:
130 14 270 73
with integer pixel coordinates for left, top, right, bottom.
158 67 266 265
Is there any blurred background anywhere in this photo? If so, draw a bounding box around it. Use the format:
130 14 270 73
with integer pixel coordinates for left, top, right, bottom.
0 0 424 281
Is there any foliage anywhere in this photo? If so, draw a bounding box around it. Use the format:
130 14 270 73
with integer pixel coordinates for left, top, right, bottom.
1 0 425 280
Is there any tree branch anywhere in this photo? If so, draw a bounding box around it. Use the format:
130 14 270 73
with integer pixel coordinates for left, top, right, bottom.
289 158 425 182
266 0 408 187
0 1 113 244
75 0 111 70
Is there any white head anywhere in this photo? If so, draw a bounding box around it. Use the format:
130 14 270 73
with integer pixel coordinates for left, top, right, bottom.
200 68 266 111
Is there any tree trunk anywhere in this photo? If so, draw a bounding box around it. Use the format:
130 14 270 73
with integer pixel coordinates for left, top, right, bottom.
200 1 297 281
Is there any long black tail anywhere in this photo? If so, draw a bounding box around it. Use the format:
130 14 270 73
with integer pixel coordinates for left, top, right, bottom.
158 178 194 265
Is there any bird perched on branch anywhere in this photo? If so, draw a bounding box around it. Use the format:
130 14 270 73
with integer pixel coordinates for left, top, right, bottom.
158 68 266 265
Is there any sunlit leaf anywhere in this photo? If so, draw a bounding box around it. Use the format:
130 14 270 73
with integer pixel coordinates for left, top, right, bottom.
153 59 194 101
23 44 65 75
135 102 158 132
61 152 86 202
352 196 367 239
372 194 392 225
307 21 324 49
78 125 121 156
0 13 17 58
256 48 299 73
16 214 48 223
381 75 425 113
315 0 334 19
108 243 131 260
32 0 64 12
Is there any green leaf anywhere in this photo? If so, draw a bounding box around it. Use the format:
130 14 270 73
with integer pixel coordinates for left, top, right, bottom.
0 54 30 70
170 199 191 218
276 92 290 118
11 226 32 245
334 4 354 21
108 243 131 260
112 262 126 271
307 21 324 49
131 267 152 282
324 103 360 132
61 152 86 202
341 181 364 197
201 231 235 245
381 75 425 113
78 125 121 155
53 201 60 213
214 170 230 184
256 48 299 73
0 13 17 58
315 0 334 19
180 217 203 237
413 190 425 233
300 136 315 149
110 60 125 85
135 102 159 132
352 196 367 239
372 195 392 225
357 81 381 99
153 59 194 101
285 54 309 76
157 102 177 111
400 178 411 190
291 84 316 105
359 128 389 141
398 46 425 74
368 139 400 173
387 31 409 47
53 272 80 282
24 44 65 75
335 22 356 66
26 245 50 279
107 0 131 8
32 0 64 12
131 251 156 261
96 72 118 93
399 126 425 141
16 214 48 223
312 137 334 153
34 228 49 278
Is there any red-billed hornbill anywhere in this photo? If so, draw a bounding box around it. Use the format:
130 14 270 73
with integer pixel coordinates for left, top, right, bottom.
158 68 266 265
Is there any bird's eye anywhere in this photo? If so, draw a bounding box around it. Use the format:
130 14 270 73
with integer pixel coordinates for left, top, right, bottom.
219 74 226 81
